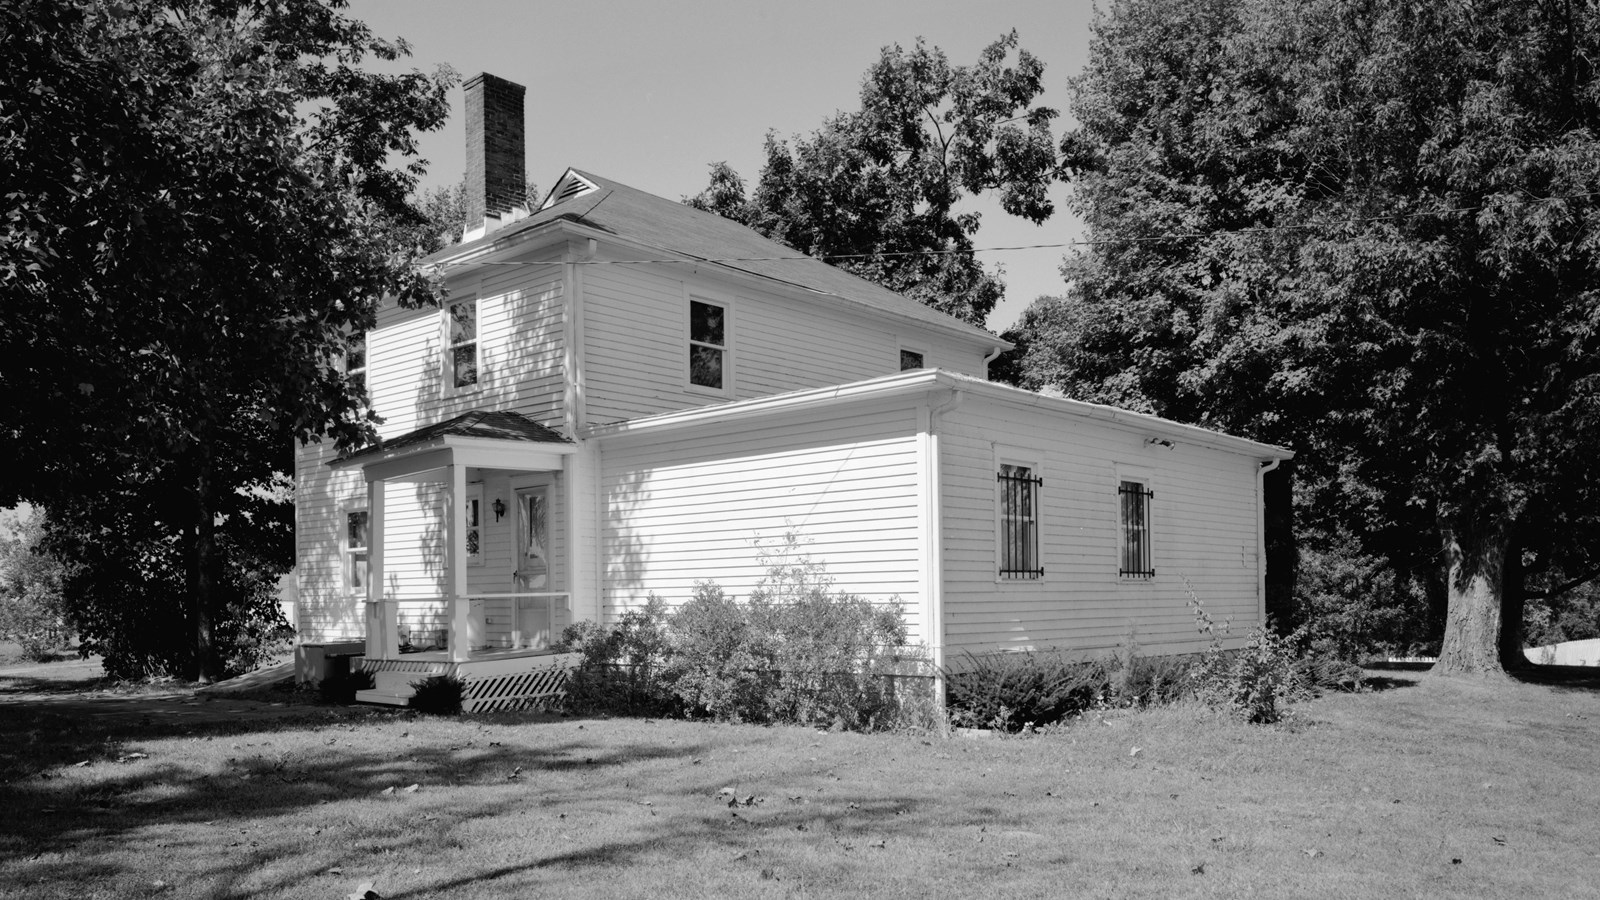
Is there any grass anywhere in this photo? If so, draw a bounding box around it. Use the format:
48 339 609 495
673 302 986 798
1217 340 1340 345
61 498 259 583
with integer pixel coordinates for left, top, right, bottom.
0 665 1597 899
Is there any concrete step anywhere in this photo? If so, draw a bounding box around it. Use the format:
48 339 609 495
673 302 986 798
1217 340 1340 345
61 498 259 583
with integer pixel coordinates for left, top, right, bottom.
355 688 412 707
372 670 428 695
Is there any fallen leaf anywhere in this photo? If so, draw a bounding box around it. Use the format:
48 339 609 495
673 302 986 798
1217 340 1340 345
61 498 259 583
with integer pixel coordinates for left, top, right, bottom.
327 867 344 876
1191 862 1206 875
1129 747 1143 758
1492 836 1506 846
1304 849 1322 858
1452 858 1463 865
73 760 90 768
380 786 395 796
347 881 382 900
403 784 420 794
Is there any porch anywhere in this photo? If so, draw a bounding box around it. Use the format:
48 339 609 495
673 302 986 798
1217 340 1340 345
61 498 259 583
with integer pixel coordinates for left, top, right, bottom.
330 410 583 711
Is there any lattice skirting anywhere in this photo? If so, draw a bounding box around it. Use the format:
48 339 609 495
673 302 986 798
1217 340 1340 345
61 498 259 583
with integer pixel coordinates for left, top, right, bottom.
360 658 454 676
463 666 573 713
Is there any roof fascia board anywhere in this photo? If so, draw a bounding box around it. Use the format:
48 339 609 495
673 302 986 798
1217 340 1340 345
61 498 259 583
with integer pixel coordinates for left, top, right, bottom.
588 369 1291 461
948 375 1294 460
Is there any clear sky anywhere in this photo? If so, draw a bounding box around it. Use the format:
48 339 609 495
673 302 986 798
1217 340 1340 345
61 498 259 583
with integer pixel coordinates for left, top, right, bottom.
345 0 1098 331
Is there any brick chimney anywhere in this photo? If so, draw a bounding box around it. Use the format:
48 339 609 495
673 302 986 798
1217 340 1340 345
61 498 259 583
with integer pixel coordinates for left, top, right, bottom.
463 73 527 242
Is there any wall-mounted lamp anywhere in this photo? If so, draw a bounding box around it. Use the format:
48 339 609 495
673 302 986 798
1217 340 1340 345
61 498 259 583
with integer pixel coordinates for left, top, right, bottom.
492 498 506 521
1145 437 1175 449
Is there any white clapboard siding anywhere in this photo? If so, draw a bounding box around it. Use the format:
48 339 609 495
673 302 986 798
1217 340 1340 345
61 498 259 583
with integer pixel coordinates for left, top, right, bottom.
367 252 566 440
599 405 928 643
580 260 988 425
939 400 1264 658
294 439 369 642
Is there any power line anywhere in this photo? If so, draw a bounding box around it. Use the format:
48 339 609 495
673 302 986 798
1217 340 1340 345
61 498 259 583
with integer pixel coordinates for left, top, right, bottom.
430 188 1600 269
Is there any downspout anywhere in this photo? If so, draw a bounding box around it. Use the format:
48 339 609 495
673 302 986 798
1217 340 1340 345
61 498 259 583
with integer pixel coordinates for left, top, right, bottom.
982 344 1005 380
924 389 965 677
1257 458 1282 624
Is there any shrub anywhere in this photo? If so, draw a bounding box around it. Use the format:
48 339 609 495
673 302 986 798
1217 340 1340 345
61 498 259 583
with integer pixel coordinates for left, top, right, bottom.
944 651 1109 731
664 581 771 720
666 533 921 729
317 667 374 704
409 674 464 715
557 594 676 714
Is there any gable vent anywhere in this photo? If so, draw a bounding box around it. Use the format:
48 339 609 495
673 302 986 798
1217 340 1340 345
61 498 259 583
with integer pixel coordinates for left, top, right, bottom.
542 172 598 209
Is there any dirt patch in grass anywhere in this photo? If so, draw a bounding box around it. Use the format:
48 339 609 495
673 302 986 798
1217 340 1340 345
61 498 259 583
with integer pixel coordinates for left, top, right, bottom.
1 667 1597 899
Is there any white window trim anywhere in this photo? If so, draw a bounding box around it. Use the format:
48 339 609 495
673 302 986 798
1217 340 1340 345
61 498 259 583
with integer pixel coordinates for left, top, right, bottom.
1115 465 1156 582
994 447 1044 585
684 289 733 395
898 342 928 372
342 504 370 598
442 296 482 397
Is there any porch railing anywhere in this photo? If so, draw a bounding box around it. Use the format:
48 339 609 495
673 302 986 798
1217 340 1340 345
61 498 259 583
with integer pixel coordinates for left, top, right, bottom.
366 593 572 662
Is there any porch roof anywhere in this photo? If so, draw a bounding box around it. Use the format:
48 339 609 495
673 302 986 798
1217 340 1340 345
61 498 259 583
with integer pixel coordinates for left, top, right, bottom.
330 409 576 480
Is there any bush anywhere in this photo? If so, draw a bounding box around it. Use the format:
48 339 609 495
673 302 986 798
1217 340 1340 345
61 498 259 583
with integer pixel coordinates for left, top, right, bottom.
409 674 464 715
944 651 1109 731
558 533 925 730
317 667 374 704
557 594 676 714
1190 624 1361 724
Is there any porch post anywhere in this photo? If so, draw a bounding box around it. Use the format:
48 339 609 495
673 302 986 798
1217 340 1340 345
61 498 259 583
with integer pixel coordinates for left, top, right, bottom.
445 463 472 662
365 477 397 659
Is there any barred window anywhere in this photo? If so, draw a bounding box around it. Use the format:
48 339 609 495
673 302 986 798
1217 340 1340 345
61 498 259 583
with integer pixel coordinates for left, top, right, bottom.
998 464 1042 579
1119 480 1154 578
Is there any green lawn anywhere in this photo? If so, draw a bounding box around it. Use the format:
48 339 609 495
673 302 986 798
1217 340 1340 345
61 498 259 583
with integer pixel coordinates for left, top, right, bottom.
1 668 1597 899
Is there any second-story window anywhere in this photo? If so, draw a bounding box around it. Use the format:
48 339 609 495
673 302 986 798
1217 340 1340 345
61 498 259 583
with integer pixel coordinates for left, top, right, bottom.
689 298 726 390
447 300 478 390
345 332 367 394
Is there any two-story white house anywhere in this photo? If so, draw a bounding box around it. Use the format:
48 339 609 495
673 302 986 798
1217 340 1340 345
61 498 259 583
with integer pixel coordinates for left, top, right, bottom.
294 73 1292 708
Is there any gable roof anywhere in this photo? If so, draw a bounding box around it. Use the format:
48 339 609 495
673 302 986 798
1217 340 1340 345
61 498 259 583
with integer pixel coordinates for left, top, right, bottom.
336 409 571 465
428 168 1007 348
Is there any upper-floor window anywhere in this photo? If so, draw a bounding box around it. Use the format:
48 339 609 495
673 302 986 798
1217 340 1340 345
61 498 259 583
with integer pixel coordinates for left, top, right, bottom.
998 463 1042 579
1119 479 1154 578
689 298 727 390
345 332 367 394
900 349 925 371
346 509 370 594
447 300 478 390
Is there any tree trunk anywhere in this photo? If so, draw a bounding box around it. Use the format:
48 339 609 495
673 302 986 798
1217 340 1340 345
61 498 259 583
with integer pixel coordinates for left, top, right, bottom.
1432 512 1510 678
189 461 219 684
1499 541 1527 671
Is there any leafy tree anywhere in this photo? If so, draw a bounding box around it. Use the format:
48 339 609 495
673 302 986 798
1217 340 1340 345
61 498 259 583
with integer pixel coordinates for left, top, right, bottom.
0 509 75 661
1029 0 1600 676
687 31 1060 326
0 0 453 680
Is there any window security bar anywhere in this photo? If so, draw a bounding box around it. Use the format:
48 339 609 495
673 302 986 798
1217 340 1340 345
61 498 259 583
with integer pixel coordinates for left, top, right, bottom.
998 468 1044 578
1119 481 1155 578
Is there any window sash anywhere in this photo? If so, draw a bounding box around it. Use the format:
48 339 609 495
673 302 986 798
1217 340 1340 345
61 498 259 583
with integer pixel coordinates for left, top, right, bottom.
447 302 477 388
688 299 726 389
346 510 370 592
1119 481 1154 577
998 465 1043 579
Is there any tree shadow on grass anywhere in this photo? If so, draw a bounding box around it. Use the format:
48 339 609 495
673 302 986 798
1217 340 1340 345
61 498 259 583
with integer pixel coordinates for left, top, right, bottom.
1510 663 1600 692
1 711 727 899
